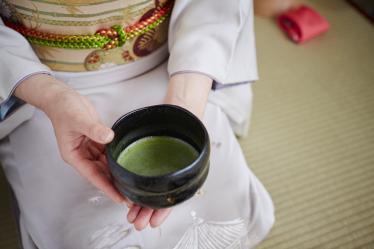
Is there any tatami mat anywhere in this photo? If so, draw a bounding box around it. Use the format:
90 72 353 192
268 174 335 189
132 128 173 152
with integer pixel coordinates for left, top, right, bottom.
0 0 373 249
239 0 374 248
0 168 20 249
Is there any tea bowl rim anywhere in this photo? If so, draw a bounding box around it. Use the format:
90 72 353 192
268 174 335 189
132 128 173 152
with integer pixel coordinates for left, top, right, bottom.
105 104 210 183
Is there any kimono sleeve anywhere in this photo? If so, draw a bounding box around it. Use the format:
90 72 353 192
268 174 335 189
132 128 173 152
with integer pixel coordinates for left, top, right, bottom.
0 18 51 139
167 0 258 87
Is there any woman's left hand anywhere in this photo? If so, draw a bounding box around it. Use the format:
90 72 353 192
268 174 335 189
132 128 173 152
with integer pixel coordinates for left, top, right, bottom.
127 72 212 230
127 205 172 230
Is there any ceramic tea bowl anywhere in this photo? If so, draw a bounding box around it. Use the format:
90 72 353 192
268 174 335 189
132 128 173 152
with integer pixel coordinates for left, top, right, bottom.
106 104 210 209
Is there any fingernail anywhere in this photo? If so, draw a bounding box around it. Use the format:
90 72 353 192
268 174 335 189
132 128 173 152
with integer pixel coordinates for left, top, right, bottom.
134 224 144 231
127 215 135 223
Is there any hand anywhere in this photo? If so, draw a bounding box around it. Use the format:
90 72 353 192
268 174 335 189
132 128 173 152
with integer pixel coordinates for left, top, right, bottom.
50 92 171 230
14 74 125 204
127 205 171 230
15 74 171 230
46 90 129 204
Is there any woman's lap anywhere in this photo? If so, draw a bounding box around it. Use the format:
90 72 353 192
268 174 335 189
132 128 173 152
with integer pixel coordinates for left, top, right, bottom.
0 64 274 249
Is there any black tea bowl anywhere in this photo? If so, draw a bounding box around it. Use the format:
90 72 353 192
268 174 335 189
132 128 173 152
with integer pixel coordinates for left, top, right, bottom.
106 104 210 209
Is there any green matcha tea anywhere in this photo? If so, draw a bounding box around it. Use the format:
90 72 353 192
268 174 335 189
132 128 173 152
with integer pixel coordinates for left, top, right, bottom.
117 136 199 176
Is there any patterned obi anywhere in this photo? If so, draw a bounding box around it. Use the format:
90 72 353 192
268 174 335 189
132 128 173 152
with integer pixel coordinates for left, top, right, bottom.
1 0 172 72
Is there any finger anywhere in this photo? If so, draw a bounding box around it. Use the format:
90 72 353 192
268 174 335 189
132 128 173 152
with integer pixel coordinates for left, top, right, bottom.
82 121 114 144
94 142 106 153
75 140 111 177
150 208 172 228
72 137 92 159
73 158 125 203
127 205 141 223
99 153 108 165
86 141 110 175
126 199 134 208
133 207 154 231
84 145 100 161
94 161 111 178
86 140 103 159
87 140 106 154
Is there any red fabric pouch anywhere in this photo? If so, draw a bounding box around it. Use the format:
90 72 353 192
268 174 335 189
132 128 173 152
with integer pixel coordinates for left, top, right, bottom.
277 5 330 44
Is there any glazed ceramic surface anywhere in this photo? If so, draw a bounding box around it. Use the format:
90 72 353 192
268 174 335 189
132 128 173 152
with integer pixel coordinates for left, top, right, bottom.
106 104 210 209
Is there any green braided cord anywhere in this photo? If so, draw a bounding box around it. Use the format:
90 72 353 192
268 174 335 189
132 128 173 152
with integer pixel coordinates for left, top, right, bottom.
27 35 111 49
25 13 170 49
111 25 127 46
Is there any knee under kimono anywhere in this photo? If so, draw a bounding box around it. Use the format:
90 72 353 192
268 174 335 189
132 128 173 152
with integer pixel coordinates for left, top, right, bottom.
0 0 274 248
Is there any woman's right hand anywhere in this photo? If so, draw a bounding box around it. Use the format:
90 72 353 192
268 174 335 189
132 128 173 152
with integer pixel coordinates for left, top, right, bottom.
14 74 171 230
14 74 126 204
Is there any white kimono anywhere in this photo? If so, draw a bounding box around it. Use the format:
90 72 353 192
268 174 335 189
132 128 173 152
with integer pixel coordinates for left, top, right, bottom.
0 0 274 248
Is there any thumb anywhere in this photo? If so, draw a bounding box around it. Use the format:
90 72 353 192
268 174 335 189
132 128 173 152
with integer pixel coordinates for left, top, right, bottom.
83 121 114 144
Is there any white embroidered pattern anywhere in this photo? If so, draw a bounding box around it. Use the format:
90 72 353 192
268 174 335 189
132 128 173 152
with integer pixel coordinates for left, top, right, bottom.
172 212 249 249
89 224 132 249
88 190 107 206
